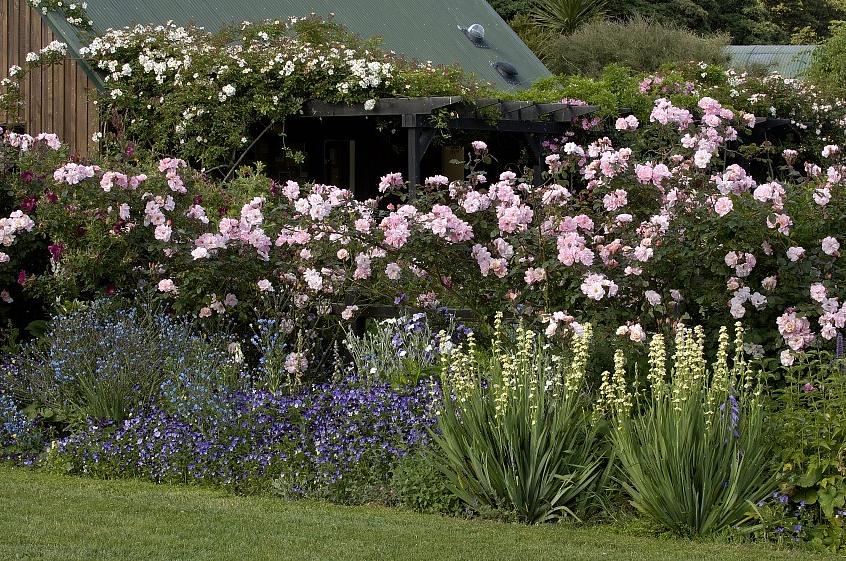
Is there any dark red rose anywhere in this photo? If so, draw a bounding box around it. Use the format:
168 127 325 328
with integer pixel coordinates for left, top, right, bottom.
48 243 64 261
20 197 37 213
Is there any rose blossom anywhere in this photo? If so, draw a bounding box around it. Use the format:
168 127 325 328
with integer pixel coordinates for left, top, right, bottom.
157 279 177 293
714 196 733 217
822 236 840 256
645 290 661 307
786 246 805 262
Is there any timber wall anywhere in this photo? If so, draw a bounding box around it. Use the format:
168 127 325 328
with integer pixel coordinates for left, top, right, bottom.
1 0 97 155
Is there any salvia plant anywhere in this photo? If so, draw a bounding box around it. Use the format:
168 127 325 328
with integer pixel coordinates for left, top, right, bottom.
607 323 776 537
432 313 605 523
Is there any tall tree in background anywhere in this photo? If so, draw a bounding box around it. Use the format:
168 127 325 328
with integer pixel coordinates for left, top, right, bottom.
529 0 607 34
490 0 846 44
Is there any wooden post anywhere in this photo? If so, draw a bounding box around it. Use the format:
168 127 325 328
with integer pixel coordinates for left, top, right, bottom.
402 114 435 199
524 133 545 186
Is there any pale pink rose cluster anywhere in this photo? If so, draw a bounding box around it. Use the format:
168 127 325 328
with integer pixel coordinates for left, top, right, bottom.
649 98 693 129
6 132 61 151
580 272 618 301
143 194 175 227
53 162 99 185
713 164 756 195
765 212 793 235
713 196 733 217
821 236 840 256
378 172 404 193
602 189 628 212
544 310 576 337
0 210 36 248
199 292 238 317
524 267 546 285
471 140 488 156
471 243 508 278
724 251 756 277
101 171 146 192
420 204 473 243
728 286 767 319
616 323 646 342
776 309 816 351
379 208 413 249
822 144 840 159
614 115 639 131
557 231 594 267
634 162 672 186
157 278 177 293
158 158 188 193
460 189 491 214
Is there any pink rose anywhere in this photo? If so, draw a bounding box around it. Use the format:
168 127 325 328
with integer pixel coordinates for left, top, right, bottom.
714 196 733 217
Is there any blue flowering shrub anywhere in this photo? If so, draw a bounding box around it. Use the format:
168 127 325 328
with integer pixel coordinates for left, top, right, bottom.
751 350 846 552
2 301 240 427
49 377 439 499
273 377 440 503
0 388 49 463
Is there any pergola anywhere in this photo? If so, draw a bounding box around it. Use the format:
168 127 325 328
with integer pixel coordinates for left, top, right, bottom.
301 96 599 193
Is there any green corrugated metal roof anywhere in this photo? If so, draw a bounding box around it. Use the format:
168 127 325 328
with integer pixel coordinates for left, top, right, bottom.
725 45 816 78
46 0 550 90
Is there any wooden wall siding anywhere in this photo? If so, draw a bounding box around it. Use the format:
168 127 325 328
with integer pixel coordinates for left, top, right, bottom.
1 0 97 156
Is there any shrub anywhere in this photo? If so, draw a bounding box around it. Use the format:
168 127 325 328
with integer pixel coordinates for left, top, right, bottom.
4 66 846 369
51 377 439 498
433 317 605 523
754 349 846 552
2 301 240 427
344 311 471 386
807 22 846 96
543 16 729 76
390 451 465 515
0 387 49 463
608 324 775 537
273 376 440 504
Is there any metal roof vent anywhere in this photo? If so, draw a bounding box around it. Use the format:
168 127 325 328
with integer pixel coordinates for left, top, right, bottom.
492 61 520 85
458 23 488 48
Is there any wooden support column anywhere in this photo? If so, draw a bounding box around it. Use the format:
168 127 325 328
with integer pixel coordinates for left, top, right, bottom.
524 133 545 186
402 114 435 199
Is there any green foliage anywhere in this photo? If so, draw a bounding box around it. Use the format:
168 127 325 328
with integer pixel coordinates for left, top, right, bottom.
390 451 464 515
508 65 651 116
609 326 776 537
529 0 607 35
757 350 846 551
433 320 605 523
1 300 239 427
542 16 729 76
496 0 846 47
603 0 843 44
807 22 846 95
22 17 489 172
344 314 451 386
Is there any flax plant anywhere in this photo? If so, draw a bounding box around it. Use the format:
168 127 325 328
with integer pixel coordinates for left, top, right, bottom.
609 324 775 537
433 316 604 523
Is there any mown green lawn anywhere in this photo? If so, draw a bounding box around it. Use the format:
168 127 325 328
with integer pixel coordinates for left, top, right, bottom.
0 467 836 561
